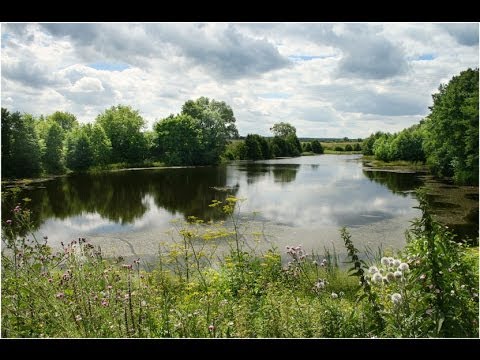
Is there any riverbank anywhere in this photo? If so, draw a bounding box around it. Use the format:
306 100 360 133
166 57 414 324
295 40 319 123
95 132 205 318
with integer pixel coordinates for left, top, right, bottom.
2 198 478 338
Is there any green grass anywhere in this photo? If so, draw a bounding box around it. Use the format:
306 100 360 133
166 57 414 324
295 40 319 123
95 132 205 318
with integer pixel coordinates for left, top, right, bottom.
2 196 478 338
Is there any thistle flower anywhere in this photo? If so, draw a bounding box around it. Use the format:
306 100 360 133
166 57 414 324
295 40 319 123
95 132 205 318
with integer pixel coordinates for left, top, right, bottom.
6 220 12 225
394 271 403 279
369 266 379 274
398 263 409 272
391 293 402 305
372 272 383 283
393 259 401 268
208 325 215 332
56 292 64 299
381 257 390 266
386 272 395 282
331 292 338 299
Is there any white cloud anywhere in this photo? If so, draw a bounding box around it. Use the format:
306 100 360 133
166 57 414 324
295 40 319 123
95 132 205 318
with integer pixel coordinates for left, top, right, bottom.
1 22 478 137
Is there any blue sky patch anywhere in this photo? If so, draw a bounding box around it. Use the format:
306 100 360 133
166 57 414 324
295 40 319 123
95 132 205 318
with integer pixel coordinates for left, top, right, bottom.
289 54 331 62
1 33 11 48
416 54 435 61
88 61 130 71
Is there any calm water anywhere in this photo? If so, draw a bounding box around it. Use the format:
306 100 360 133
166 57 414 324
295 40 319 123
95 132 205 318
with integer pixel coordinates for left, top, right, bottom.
2 155 433 260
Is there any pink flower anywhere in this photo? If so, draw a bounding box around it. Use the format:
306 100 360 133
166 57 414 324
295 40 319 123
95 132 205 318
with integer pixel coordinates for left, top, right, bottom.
56 292 64 299
6 220 12 225
208 325 215 332
101 300 109 307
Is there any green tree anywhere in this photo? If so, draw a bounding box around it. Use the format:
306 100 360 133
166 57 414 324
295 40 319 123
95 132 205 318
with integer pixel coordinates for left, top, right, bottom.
244 134 263 160
181 97 239 164
95 105 148 164
303 142 312 152
270 122 297 138
423 68 479 184
44 122 65 174
311 140 324 154
345 144 353 152
2 112 42 178
66 127 94 171
90 123 112 167
353 143 362 151
154 114 202 166
47 111 78 132
362 131 385 155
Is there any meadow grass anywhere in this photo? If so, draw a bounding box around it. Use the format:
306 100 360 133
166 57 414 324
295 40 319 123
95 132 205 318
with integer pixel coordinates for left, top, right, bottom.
1 195 478 338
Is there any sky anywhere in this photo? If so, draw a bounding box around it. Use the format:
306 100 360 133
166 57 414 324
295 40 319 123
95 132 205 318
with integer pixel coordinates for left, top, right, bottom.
1 22 478 138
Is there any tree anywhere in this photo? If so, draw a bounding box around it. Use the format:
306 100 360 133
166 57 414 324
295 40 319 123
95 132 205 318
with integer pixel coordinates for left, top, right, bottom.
90 123 112 167
2 111 42 178
47 111 78 132
303 142 312 152
66 127 94 171
353 143 362 151
154 114 202 166
44 122 65 174
423 68 479 185
345 144 353 152
245 134 263 160
362 131 385 155
181 97 239 165
270 122 297 138
311 140 324 154
95 105 148 164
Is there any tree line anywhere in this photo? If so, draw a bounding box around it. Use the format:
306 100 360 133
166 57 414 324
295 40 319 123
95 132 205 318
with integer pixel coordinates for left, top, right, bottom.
1 97 241 178
362 68 479 185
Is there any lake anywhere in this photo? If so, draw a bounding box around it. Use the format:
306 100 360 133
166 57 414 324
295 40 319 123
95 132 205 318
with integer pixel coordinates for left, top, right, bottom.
2 155 477 262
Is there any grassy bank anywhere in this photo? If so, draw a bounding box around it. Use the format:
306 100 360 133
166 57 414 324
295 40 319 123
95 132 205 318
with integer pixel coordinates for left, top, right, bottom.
362 155 428 171
1 196 478 338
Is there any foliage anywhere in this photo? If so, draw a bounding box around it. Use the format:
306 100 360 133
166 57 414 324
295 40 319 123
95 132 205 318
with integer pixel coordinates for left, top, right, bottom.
270 122 297 138
47 111 78 132
95 105 148 164
66 127 94 171
43 122 65 174
344 144 353 152
423 68 479 185
310 140 324 154
362 132 385 155
89 123 112 167
1 109 42 178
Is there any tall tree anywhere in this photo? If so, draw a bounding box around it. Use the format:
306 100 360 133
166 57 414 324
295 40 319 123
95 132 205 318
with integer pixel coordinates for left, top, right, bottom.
90 123 112 167
181 97 239 165
47 111 78 132
66 127 94 171
423 68 479 184
44 122 65 174
270 122 297 138
1 108 14 177
95 105 148 163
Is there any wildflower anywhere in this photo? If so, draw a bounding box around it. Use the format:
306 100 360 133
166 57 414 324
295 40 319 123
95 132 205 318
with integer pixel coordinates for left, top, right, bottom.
208 325 215 332
394 271 403 279
6 220 12 225
398 263 409 272
382 276 389 284
107 285 113 290
393 259 401 268
141 300 147 307
14 205 21 213
314 280 326 290
339 291 344 297
426 309 433 315
386 272 395 282
101 300 109 307
450 290 455 295
322 258 327 264
381 257 390 266
331 292 338 299
56 292 64 299
419 274 426 280
391 293 402 305
369 266 379 274
48 278 53 283
461 285 466 289
388 257 395 266
122 264 133 270
75 315 82 321
372 273 383 284
228 321 234 327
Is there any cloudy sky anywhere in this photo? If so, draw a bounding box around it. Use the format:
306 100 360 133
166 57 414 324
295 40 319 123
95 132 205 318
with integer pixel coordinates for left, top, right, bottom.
1 22 478 138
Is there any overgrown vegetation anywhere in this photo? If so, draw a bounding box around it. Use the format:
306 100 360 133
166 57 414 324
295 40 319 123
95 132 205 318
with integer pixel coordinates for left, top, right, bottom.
2 195 477 338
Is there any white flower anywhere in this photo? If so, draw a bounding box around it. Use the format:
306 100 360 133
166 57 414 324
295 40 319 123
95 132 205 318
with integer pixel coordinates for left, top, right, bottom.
388 257 395 266
141 300 147 306
381 257 390 266
394 271 403 279
331 292 338 299
393 259 401 267
369 266 379 274
386 272 395 282
75 315 82 321
398 263 409 272
391 293 402 305
372 272 383 283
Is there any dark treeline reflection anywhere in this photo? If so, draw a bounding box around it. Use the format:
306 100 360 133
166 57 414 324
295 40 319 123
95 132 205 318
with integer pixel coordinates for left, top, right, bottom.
235 163 300 184
2 166 238 234
363 170 424 195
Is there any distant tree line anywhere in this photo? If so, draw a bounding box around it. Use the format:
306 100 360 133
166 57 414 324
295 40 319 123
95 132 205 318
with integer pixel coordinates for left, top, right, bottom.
362 68 478 185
